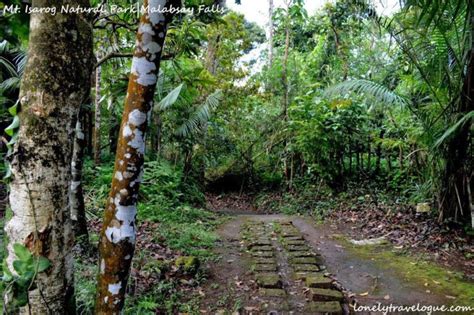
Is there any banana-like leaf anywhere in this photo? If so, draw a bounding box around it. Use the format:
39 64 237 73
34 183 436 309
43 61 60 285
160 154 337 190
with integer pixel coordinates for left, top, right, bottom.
155 83 184 111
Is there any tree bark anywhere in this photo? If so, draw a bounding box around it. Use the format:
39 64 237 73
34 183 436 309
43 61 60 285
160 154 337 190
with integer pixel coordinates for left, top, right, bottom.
95 1 180 312
70 105 89 244
4 1 93 313
108 98 120 155
268 0 274 67
93 65 102 165
282 0 291 185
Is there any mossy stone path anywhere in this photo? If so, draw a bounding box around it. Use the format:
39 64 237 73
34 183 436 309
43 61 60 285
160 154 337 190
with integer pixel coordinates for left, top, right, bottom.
200 214 455 314
240 220 347 314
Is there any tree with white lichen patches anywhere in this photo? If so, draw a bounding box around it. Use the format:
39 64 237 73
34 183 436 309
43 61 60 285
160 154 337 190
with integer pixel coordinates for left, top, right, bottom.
4 0 93 313
95 0 181 313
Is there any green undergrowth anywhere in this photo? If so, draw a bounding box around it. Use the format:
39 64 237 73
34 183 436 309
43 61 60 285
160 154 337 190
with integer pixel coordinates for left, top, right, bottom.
338 238 474 306
76 158 224 313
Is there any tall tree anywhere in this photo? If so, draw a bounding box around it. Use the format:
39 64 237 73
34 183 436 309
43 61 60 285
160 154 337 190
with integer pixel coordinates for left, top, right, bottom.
95 0 180 312
268 0 274 66
70 105 90 244
4 0 93 313
93 65 102 165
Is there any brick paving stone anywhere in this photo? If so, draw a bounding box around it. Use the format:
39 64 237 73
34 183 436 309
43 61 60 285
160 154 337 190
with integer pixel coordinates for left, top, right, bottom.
288 251 316 258
254 264 278 272
287 245 312 252
310 288 344 302
252 251 274 258
256 273 282 288
293 264 320 272
249 240 272 247
305 274 334 289
283 240 306 246
259 288 287 297
289 257 319 265
251 245 273 252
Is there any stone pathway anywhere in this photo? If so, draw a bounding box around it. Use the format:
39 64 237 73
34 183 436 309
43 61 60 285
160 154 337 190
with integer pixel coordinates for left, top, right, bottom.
200 214 452 314
241 219 348 314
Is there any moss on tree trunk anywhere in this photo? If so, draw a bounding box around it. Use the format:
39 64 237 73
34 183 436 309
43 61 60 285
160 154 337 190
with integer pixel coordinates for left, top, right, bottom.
4 0 93 313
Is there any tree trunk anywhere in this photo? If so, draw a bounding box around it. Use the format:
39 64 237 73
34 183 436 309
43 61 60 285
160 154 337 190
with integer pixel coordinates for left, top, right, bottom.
268 0 274 67
376 129 384 174
70 105 89 244
95 1 179 312
367 137 372 173
93 65 102 165
4 1 93 313
109 98 120 155
282 1 291 185
84 103 94 156
151 113 162 156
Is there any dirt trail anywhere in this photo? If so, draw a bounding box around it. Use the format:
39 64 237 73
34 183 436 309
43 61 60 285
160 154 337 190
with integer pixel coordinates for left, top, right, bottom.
200 214 452 314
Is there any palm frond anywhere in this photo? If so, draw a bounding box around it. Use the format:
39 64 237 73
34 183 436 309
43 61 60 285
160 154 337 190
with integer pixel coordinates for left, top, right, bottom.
175 90 223 138
0 77 21 92
0 56 18 78
324 79 408 107
434 111 473 148
13 52 27 76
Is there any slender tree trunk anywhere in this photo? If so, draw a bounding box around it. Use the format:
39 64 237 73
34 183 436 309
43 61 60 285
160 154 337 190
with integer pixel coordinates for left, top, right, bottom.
399 147 404 170
70 105 90 244
84 103 94 156
268 0 274 67
109 98 120 155
95 1 179 312
282 1 291 185
367 137 372 173
93 65 102 165
376 129 384 174
4 1 92 313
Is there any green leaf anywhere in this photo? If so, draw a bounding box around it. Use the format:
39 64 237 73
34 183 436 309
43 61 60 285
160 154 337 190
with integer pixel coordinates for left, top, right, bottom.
14 288 29 307
2 260 13 282
36 257 51 273
12 260 29 274
434 111 474 148
13 244 32 262
5 116 20 136
156 83 184 111
8 102 18 116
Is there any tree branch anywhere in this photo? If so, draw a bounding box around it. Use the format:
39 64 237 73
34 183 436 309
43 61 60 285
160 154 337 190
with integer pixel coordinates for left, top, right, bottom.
95 52 134 68
95 52 175 69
